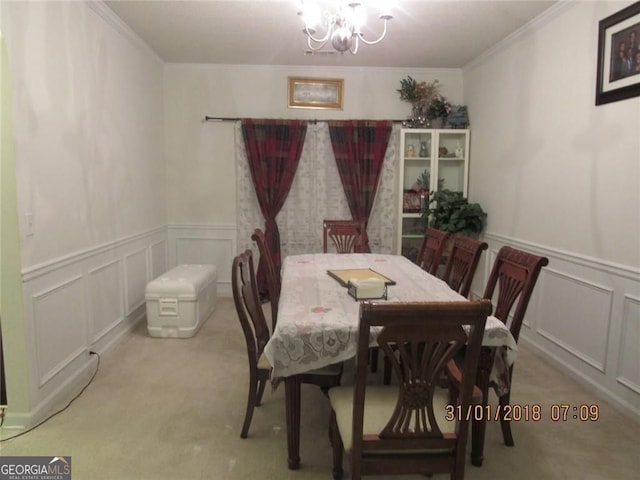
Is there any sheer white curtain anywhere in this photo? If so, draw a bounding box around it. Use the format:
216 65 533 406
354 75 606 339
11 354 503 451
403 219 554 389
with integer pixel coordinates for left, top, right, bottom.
235 121 400 257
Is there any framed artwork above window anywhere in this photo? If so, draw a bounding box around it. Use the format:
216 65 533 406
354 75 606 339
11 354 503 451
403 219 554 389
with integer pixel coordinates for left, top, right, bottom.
288 77 344 110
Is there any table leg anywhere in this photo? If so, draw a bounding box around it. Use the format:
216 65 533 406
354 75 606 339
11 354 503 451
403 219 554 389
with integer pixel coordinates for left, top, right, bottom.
471 347 494 467
284 374 302 470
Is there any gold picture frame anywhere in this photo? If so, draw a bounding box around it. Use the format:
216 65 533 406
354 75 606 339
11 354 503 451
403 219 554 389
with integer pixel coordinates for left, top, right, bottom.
288 77 344 110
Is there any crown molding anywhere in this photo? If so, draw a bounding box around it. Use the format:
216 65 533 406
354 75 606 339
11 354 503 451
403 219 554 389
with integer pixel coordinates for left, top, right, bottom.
87 1 163 64
463 0 573 72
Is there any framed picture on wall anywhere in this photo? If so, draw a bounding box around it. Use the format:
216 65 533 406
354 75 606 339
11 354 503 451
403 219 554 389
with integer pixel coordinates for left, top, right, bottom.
595 1 640 105
288 77 344 110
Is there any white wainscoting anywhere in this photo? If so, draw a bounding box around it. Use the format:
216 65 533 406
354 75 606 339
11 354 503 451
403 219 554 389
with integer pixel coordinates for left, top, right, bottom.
167 225 237 297
482 233 640 423
16 225 635 427
12 224 236 428
17 227 168 428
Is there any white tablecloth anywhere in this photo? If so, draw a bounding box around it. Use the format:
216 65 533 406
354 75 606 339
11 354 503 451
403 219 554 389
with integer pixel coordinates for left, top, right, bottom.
263 254 517 388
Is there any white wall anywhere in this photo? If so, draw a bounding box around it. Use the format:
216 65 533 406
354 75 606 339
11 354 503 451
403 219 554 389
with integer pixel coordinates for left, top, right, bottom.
466 1 639 265
464 1 640 420
163 64 464 227
0 1 167 427
4 1 166 268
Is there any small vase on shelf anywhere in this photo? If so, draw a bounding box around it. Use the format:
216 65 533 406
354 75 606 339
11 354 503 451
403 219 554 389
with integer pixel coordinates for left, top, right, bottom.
419 141 429 157
455 143 464 158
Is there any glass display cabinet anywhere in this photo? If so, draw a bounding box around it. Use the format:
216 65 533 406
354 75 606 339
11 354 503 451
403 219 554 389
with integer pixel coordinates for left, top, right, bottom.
397 128 470 261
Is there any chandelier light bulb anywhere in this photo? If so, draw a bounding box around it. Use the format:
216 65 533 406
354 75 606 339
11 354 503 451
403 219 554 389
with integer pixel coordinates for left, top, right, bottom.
299 2 321 28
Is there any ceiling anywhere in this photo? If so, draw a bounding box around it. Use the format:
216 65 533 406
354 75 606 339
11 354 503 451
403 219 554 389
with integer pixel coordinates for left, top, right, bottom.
105 0 557 68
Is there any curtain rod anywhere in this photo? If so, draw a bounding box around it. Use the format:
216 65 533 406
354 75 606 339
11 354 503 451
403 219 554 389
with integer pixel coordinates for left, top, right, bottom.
203 116 406 124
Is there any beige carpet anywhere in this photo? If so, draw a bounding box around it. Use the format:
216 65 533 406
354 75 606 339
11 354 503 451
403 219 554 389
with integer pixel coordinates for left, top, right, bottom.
1 297 638 479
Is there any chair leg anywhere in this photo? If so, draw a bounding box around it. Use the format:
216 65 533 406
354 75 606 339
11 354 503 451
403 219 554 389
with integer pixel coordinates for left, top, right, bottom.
499 392 515 446
383 356 392 385
369 347 379 373
241 367 258 439
256 373 268 406
330 412 344 480
471 348 493 467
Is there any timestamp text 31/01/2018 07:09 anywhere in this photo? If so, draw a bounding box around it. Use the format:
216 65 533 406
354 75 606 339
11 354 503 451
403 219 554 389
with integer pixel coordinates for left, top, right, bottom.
445 403 600 422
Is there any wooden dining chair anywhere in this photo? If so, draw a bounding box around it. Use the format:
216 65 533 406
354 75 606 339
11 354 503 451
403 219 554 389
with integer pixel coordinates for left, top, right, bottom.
379 236 485 384
470 245 549 464
416 228 451 275
441 235 489 298
328 300 492 480
232 249 343 439
251 228 280 332
323 219 367 254
374 226 453 381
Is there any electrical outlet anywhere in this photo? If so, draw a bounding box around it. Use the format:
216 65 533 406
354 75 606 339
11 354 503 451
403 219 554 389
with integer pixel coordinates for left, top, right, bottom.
25 212 35 236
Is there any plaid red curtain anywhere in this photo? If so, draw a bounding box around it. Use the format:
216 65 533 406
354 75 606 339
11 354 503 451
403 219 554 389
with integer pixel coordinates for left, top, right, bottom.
328 120 392 253
241 119 307 297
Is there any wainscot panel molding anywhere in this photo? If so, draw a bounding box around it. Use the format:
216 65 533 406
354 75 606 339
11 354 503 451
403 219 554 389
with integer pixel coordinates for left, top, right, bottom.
87 259 124 344
537 269 612 373
617 295 640 395
150 240 168 280
483 232 640 423
167 225 237 297
124 248 150 315
32 275 87 387
13 227 168 429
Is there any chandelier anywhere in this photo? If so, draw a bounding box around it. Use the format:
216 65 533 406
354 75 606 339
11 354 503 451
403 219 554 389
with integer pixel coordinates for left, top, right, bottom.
298 1 393 55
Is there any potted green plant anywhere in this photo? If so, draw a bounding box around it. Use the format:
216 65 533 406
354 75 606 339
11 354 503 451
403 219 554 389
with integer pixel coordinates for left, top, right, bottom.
422 189 487 237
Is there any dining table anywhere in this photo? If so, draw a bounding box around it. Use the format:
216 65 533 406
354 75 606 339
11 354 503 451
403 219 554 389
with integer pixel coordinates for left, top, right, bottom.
263 253 518 470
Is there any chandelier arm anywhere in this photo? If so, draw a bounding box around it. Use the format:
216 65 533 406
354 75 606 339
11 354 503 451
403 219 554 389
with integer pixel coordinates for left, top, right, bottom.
356 19 389 46
307 35 331 51
303 26 331 44
349 36 359 55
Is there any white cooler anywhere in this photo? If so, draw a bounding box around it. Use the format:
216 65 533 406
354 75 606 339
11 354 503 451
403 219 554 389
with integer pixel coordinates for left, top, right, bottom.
145 264 217 338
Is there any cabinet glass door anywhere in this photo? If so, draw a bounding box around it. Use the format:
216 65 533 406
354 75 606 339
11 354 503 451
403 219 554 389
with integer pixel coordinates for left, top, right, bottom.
399 130 431 263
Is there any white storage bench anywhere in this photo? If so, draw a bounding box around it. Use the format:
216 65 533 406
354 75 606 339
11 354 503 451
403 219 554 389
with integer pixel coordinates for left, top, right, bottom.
145 264 217 338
